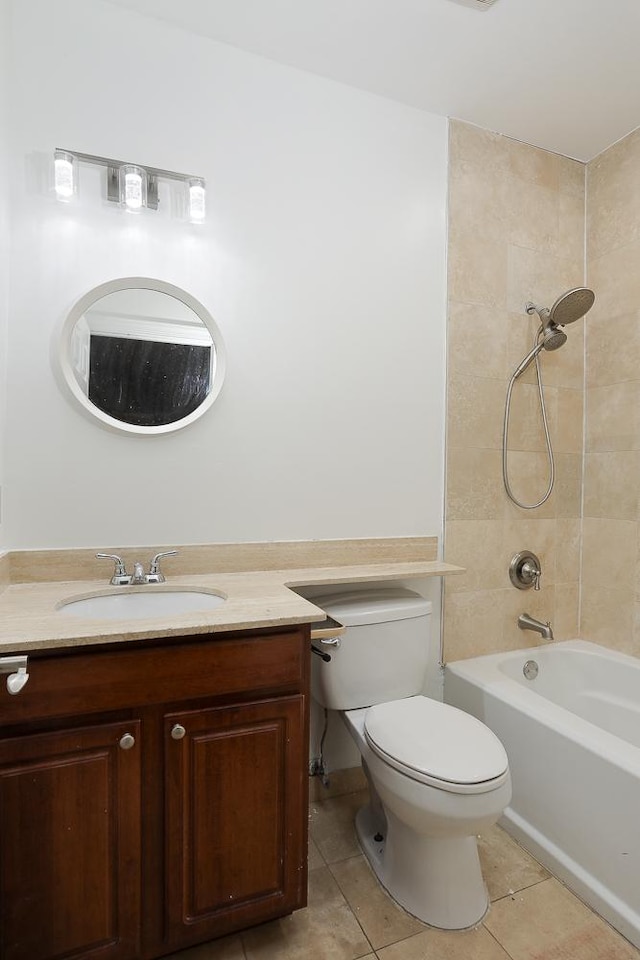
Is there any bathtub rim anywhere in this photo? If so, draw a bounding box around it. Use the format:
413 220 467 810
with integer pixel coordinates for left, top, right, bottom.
445 640 640 782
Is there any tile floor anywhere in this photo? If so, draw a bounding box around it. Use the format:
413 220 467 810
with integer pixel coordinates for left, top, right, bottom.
167 788 640 960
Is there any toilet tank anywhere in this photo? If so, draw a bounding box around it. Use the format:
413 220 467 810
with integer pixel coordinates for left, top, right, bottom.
310 587 432 710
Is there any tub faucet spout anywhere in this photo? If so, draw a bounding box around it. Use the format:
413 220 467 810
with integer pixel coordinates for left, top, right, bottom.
518 612 554 642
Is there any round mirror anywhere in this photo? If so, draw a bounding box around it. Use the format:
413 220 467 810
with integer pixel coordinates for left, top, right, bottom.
55 278 226 435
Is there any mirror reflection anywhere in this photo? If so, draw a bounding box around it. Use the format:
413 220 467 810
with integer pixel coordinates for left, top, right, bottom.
62 283 223 432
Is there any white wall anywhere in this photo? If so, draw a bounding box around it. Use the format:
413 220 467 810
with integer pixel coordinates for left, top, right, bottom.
4 0 447 551
0 0 10 547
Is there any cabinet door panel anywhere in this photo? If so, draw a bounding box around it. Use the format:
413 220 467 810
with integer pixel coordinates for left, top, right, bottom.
0 721 141 960
165 696 306 947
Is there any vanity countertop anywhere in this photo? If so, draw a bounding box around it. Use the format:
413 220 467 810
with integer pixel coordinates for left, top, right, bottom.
0 558 462 654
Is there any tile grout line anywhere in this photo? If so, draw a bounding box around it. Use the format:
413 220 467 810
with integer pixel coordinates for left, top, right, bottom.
481 920 520 960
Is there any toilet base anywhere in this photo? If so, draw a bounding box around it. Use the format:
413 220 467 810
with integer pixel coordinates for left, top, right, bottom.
355 802 489 930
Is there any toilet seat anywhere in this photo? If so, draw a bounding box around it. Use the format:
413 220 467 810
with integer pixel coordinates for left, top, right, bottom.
364 696 509 795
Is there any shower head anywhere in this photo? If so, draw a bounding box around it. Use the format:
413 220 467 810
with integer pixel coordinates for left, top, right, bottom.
549 287 595 326
541 324 567 351
526 287 596 327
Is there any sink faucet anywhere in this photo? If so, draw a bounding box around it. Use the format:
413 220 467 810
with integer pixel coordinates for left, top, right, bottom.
518 612 554 642
131 561 146 585
96 550 178 585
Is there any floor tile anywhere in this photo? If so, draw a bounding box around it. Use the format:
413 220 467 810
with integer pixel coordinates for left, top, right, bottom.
329 854 425 949
376 925 511 959
484 876 640 959
478 823 550 901
309 766 367 801
241 865 373 960
164 934 246 959
309 790 367 864
308 836 324 870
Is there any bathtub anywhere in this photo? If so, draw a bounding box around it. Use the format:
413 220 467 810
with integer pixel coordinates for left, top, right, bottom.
444 640 640 948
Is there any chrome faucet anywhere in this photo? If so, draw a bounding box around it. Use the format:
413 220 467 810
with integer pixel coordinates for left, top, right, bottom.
96 550 178 585
518 612 554 642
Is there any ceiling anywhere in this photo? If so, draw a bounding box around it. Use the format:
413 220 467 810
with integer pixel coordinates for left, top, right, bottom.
104 0 640 161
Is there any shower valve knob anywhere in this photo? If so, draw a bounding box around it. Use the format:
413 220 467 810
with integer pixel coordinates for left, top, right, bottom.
509 551 542 591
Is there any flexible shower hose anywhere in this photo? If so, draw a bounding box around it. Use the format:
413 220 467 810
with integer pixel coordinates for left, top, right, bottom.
502 328 555 509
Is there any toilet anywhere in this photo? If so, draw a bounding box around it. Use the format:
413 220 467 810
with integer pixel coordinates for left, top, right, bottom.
311 587 511 930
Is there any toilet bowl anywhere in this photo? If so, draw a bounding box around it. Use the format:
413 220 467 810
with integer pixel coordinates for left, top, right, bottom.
311 588 511 929
344 698 510 928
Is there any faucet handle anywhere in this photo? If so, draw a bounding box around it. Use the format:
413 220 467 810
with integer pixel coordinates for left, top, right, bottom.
148 550 178 583
96 553 131 585
510 551 542 591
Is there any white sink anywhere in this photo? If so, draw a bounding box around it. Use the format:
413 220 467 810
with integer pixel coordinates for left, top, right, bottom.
59 589 226 620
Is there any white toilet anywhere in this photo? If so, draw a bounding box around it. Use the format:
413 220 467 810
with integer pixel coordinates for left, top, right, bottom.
311 587 511 930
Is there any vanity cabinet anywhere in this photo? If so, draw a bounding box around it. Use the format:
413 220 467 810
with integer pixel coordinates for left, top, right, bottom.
0 625 310 960
0 719 142 960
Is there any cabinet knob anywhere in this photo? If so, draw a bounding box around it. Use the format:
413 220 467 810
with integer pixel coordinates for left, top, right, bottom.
171 724 186 740
119 733 136 750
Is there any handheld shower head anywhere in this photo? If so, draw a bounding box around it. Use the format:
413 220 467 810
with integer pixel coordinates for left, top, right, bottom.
512 323 568 379
541 324 567 351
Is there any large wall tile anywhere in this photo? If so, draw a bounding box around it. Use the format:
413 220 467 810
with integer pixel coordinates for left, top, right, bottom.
588 126 640 260
446 447 503 520
588 238 640 318
586 310 640 388
447 376 505 450
444 519 506 593
447 301 509 381
445 120 585 662
586 381 640 452
448 233 507 308
506 245 584 318
581 518 636 592
584 452 640 520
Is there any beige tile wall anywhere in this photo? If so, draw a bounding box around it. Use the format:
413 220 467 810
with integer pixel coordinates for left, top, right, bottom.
444 121 585 661
584 128 640 655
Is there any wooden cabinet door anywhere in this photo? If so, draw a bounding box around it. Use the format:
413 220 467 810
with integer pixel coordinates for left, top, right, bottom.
0 720 141 960
164 696 307 949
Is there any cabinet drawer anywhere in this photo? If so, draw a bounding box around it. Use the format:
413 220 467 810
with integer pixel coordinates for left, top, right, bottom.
0 628 308 724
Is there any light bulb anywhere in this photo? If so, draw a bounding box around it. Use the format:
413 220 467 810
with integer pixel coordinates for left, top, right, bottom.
54 150 75 200
188 178 206 222
120 164 146 211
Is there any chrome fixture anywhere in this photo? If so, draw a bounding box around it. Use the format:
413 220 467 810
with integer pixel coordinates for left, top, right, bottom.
54 148 206 222
503 287 595 510
146 551 179 583
518 613 554 642
0 655 29 695
131 561 147 585
523 659 539 681
96 553 133 585
96 550 178 585
509 551 542 591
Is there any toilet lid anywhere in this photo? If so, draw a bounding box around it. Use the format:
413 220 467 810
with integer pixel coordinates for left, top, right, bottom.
364 697 509 787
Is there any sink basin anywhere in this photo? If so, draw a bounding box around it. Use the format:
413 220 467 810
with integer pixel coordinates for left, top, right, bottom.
59 590 226 620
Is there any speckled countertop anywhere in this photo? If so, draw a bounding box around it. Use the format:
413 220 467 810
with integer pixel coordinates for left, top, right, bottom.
0 559 462 654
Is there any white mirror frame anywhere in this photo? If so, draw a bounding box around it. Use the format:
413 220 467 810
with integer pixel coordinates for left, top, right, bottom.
54 277 227 436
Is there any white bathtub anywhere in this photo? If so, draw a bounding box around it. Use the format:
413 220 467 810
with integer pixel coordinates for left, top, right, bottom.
444 640 640 948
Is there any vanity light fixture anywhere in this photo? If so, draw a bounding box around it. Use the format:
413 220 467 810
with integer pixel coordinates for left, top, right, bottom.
53 148 206 221
120 164 147 212
54 149 76 200
187 177 206 223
